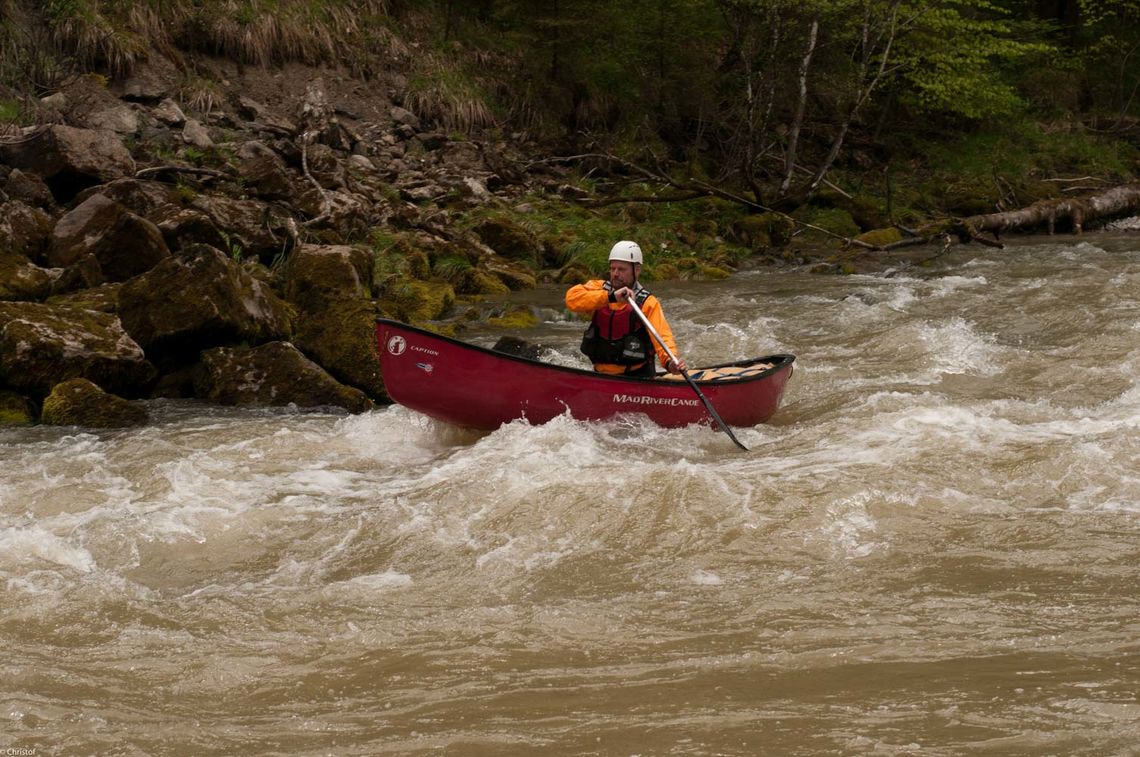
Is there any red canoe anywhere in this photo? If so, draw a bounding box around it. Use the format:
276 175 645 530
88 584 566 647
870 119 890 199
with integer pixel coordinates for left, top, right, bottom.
375 319 795 431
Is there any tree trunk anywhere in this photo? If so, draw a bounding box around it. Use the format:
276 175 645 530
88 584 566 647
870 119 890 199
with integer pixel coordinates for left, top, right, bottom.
958 184 1140 238
779 19 817 198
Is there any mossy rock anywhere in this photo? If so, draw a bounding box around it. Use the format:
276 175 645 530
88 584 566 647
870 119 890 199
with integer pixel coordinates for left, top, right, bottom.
432 254 473 281
731 211 796 248
281 244 372 310
727 215 771 251
472 215 540 265
854 227 904 248
846 194 888 230
117 244 293 357
469 270 511 295
0 389 36 425
371 233 435 288
0 301 156 398
195 342 372 413
414 321 461 338
487 306 539 329
46 283 123 313
694 265 731 280
381 280 456 323
674 257 732 280
557 263 591 285
0 249 52 302
483 258 537 290
806 207 861 239
292 299 387 401
41 378 148 428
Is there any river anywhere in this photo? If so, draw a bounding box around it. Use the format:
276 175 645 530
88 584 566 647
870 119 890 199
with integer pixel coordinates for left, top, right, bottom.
2 237 1138 755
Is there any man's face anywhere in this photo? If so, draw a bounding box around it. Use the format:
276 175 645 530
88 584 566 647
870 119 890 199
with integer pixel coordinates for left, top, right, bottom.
609 260 638 288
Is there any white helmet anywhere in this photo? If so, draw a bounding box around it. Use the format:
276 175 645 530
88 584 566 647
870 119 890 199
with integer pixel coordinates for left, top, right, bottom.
608 240 643 264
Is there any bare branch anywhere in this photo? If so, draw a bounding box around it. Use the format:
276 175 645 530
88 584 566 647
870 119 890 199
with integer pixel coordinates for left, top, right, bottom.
135 165 232 180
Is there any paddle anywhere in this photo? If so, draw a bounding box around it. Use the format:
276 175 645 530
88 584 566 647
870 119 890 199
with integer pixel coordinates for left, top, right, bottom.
626 297 749 451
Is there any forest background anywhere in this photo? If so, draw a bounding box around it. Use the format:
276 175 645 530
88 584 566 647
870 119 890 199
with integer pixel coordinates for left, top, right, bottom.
3 0 1140 274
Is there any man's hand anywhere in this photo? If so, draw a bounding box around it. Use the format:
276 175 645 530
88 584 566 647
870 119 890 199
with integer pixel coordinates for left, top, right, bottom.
666 357 687 374
611 286 633 302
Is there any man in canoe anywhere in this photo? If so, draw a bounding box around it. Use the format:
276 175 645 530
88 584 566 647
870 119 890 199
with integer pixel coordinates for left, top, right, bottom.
565 240 688 377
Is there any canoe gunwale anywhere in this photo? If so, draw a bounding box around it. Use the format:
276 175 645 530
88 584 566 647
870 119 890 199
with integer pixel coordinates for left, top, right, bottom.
375 318 795 385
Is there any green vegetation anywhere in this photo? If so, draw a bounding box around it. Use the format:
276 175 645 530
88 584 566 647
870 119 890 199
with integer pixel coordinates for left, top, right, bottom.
1 0 1137 280
406 55 496 132
0 99 20 121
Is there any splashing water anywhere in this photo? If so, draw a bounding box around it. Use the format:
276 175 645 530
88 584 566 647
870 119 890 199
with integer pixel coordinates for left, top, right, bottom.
2 238 1139 754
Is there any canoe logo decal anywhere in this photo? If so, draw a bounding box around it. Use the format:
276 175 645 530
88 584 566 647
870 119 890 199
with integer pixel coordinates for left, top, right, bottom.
386 335 407 356
613 393 700 407
416 362 434 373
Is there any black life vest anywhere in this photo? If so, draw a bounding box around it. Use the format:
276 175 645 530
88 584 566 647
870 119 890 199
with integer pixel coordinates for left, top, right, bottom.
579 284 654 367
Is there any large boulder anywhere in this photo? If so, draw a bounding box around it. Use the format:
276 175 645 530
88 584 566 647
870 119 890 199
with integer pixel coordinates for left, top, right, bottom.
189 195 292 261
281 244 372 308
45 283 122 313
0 301 156 398
380 280 456 323
40 377 148 428
151 98 187 127
76 178 176 218
0 200 54 262
293 300 387 401
280 244 385 399
4 169 55 209
48 194 171 282
0 249 53 302
472 216 541 265
481 253 537 290
0 125 136 202
236 141 296 200
82 104 141 135
194 341 372 413
117 244 293 358
728 212 796 249
147 203 229 252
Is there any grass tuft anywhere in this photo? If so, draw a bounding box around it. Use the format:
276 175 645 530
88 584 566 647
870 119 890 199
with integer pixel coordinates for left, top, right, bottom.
47 0 146 77
406 54 497 132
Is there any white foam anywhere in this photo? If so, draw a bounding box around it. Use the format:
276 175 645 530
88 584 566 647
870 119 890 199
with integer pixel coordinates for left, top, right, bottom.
690 569 723 586
926 274 988 297
0 525 96 573
339 570 414 591
918 317 1001 375
815 492 890 559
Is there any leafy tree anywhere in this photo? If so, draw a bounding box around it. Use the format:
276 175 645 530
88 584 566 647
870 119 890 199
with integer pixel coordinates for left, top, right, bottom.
704 0 1053 207
1073 0 1140 121
891 0 1050 120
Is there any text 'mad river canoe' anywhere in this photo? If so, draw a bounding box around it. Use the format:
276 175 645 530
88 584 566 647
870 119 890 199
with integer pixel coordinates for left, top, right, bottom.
375 319 795 432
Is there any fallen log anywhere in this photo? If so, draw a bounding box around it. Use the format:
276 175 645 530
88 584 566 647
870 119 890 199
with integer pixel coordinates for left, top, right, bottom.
847 185 1140 257
957 184 1140 238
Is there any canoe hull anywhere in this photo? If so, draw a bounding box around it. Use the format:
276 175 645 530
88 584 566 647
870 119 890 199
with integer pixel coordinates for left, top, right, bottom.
375 319 794 431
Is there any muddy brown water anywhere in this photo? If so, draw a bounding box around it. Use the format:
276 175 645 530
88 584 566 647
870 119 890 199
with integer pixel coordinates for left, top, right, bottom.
3 238 1138 755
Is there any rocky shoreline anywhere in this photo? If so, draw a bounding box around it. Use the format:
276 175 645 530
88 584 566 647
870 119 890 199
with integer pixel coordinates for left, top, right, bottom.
0 60 580 428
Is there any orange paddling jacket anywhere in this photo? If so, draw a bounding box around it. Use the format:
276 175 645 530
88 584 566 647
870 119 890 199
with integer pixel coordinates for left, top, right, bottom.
565 280 679 375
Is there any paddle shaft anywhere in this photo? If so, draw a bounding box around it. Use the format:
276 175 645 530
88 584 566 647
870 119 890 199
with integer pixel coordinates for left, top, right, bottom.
625 297 749 451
